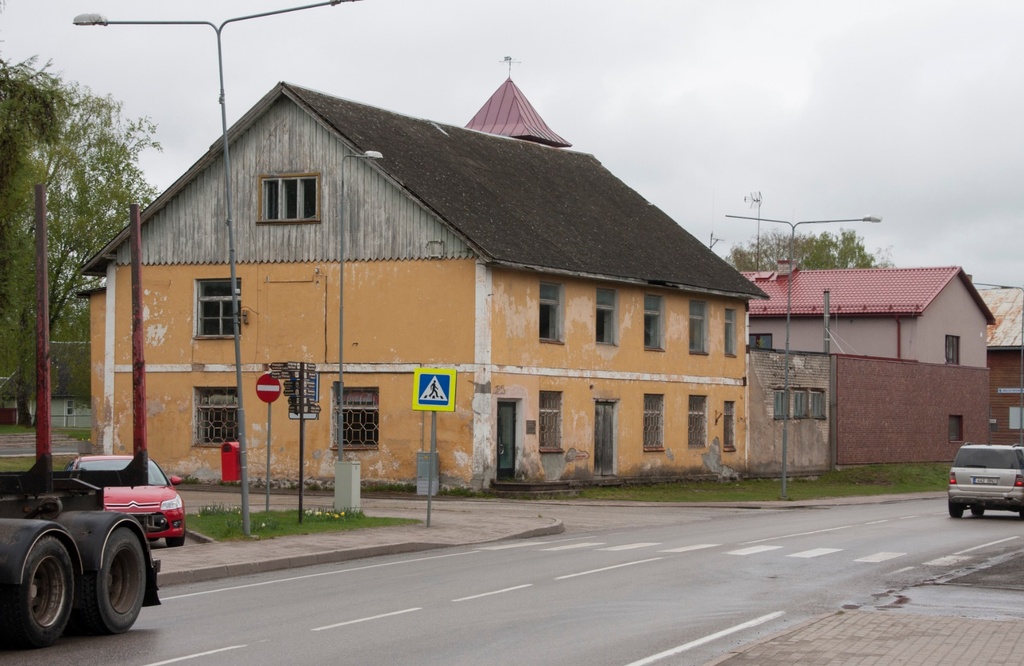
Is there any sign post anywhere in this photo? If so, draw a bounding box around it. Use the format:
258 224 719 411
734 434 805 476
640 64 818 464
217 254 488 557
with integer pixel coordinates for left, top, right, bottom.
412 368 457 527
270 361 318 522
255 373 282 512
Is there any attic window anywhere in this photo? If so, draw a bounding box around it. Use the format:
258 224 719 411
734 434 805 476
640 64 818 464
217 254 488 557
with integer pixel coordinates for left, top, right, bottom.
260 173 320 222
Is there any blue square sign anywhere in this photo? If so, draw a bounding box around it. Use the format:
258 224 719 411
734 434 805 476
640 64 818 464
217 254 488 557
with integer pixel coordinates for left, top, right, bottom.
412 368 457 412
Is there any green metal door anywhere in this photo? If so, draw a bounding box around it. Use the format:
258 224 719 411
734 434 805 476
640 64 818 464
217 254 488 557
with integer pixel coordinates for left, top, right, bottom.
497 401 516 479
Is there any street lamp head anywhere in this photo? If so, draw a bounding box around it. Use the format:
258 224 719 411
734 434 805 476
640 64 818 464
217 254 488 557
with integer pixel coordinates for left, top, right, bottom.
362 150 383 160
863 216 882 223
73 13 108 26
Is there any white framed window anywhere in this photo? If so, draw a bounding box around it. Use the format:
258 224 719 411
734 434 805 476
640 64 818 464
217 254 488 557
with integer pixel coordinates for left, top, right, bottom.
596 288 617 345
643 394 664 450
539 282 563 342
793 391 809 419
260 173 320 222
723 401 736 451
644 295 663 350
197 279 238 338
688 395 707 448
539 391 563 451
195 387 238 446
724 308 737 356
773 390 787 420
945 335 960 365
810 391 826 419
689 300 707 354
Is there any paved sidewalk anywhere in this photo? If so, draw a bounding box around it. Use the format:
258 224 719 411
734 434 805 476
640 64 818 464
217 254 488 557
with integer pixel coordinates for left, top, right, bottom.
707 609 1024 665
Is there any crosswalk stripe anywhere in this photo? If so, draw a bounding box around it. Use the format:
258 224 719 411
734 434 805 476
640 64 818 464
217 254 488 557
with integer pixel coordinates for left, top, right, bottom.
727 545 783 556
541 542 606 551
788 548 843 558
854 552 905 563
478 542 554 550
597 543 661 551
924 555 972 566
659 544 719 553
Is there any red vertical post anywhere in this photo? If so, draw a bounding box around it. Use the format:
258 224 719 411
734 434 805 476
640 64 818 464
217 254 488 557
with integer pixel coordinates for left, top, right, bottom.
130 204 148 457
34 185 52 478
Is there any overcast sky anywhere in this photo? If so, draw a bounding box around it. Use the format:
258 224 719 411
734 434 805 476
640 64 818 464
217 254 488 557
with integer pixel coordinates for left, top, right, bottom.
3 1 1022 287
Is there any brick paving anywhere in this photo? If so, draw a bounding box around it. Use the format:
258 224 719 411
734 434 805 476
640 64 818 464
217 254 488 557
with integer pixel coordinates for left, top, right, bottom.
709 610 1024 665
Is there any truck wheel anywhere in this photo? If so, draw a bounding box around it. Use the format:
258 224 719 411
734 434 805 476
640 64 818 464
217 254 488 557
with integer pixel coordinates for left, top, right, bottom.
71 527 146 635
0 535 74 648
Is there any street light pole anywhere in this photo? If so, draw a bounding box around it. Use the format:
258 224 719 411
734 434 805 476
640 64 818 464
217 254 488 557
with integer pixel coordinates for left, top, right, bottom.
337 151 382 459
974 283 1024 446
726 213 881 499
74 0 362 536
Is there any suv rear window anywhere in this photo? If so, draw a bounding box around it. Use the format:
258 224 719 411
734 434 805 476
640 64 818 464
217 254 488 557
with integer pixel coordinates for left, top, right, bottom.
953 448 1024 470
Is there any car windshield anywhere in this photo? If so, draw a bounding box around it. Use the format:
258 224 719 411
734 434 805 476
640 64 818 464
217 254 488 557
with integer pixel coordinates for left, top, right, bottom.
74 458 171 486
954 448 1024 470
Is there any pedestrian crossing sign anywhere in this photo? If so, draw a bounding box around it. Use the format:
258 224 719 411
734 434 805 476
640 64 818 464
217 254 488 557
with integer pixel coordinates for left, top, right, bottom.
412 368 457 412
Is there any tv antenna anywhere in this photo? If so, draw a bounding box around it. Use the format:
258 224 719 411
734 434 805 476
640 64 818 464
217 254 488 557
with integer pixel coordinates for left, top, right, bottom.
501 56 521 78
745 191 763 270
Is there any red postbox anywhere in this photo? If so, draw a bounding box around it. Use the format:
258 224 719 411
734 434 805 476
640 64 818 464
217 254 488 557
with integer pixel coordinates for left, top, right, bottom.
221 441 240 482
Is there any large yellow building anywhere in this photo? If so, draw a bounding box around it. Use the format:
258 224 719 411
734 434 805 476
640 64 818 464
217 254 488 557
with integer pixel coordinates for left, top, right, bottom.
83 82 765 489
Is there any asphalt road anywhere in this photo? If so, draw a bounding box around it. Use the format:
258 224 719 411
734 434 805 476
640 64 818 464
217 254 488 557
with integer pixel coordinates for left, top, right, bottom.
5 494 1022 665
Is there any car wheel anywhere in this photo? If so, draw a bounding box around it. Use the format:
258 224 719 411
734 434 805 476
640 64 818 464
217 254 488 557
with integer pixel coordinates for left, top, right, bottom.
948 501 964 518
166 535 186 548
970 507 985 517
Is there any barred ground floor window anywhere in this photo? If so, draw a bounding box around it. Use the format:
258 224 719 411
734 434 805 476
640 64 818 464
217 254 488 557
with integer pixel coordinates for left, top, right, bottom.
195 387 238 446
333 384 380 448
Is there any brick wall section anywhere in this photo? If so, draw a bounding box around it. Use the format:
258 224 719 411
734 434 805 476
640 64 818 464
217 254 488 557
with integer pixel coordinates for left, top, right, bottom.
988 349 1023 445
747 349 831 476
835 355 989 465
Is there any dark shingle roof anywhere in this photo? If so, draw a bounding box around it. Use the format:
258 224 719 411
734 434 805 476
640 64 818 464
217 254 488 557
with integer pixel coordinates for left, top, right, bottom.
285 83 763 300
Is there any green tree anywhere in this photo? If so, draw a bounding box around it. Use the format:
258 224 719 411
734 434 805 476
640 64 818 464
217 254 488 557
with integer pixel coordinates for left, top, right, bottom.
0 60 160 425
726 228 893 272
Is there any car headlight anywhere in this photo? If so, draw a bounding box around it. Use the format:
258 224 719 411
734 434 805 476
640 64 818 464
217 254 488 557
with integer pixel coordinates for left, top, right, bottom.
161 494 183 511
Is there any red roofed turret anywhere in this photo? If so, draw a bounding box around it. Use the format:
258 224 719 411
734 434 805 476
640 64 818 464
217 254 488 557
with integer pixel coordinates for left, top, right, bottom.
466 78 571 148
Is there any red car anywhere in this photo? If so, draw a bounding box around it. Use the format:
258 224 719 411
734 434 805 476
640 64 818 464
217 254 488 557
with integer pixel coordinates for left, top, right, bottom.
67 455 187 547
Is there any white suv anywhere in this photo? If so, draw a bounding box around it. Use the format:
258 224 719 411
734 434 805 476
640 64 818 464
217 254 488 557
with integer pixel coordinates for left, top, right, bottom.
948 443 1024 518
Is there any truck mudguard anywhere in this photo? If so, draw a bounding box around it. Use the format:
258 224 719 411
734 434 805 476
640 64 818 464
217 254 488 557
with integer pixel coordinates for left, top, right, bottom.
0 519 82 585
53 511 161 607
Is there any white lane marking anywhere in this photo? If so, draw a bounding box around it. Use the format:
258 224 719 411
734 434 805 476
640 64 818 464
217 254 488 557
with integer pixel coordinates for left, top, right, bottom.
865 520 889 525
598 543 661 551
742 525 852 544
542 542 606 551
890 566 916 573
312 607 421 631
854 552 905 563
453 584 533 602
555 557 663 580
898 515 919 520
925 555 972 566
955 536 1019 554
727 545 783 556
787 548 843 559
162 551 475 600
477 542 554 550
624 611 786 666
659 544 719 553
142 646 247 666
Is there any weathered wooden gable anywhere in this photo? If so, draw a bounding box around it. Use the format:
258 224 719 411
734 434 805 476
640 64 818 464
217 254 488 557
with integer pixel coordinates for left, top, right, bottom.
112 96 473 269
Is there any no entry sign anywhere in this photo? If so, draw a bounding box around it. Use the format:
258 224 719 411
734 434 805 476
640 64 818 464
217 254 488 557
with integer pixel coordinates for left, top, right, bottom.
255 373 282 403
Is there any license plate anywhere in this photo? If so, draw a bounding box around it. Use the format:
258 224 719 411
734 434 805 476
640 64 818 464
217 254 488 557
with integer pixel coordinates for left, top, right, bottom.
972 477 998 485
